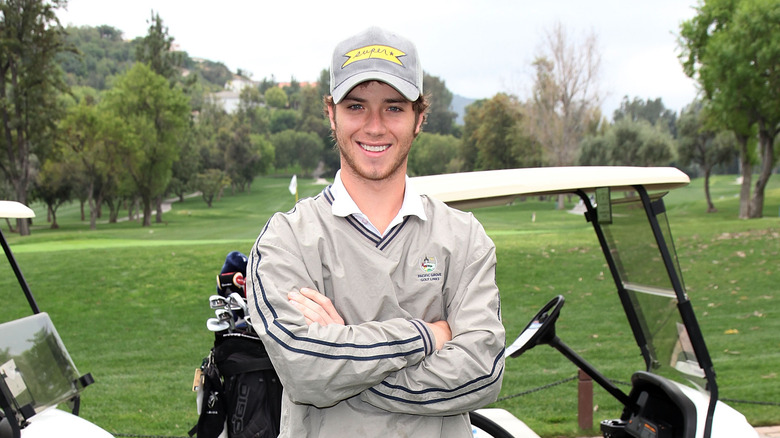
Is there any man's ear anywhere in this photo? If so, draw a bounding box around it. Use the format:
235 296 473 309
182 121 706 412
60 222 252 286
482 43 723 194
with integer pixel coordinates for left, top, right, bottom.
327 103 337 131
414 113 425 136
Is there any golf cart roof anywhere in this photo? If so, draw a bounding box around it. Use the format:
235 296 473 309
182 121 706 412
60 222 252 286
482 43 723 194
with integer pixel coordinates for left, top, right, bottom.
0 200 35 219
410 166 690 209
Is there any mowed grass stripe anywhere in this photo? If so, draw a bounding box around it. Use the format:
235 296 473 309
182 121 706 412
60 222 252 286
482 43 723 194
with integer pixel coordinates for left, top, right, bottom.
10 238 253 253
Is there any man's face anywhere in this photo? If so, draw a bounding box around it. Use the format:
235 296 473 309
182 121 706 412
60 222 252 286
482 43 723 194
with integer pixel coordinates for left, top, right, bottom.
328 81 423 183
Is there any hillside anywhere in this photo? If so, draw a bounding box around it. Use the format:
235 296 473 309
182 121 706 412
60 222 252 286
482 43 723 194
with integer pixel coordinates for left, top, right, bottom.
58 24 233 92
57 24 475 125
452 94 477 124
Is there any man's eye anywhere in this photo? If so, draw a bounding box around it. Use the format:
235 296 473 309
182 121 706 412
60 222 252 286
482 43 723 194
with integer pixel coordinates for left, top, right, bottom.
387 106 402 112
347 104 363 110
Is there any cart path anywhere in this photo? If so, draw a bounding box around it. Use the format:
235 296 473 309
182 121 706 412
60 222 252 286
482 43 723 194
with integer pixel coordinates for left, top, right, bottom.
115 192 201 223
757 425 780 438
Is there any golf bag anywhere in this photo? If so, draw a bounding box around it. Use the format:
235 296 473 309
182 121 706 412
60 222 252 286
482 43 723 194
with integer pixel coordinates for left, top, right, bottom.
192 251 283 438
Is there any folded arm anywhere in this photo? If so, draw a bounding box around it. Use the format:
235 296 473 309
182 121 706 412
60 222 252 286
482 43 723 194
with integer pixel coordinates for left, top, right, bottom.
359 233 505 416
247 239 437 408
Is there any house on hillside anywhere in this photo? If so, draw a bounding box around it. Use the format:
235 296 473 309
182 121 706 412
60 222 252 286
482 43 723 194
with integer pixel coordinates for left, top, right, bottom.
226 75 258 93
211 77 320 113
211 74 258 113
212 90 240 113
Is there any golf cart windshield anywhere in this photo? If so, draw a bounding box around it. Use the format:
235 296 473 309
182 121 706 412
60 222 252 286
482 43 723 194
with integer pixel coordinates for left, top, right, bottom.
599 189 709 390
0 313 84 418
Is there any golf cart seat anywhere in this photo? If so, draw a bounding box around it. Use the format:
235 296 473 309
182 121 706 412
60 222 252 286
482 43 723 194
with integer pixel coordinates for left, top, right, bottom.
0 312 94 436
603 371 697 438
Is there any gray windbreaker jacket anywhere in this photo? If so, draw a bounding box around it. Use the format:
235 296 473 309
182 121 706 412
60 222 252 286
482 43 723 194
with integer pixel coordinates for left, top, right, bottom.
247 185 505 437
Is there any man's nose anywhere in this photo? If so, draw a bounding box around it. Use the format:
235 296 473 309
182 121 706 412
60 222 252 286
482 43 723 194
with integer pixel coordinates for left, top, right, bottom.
363 110 387 135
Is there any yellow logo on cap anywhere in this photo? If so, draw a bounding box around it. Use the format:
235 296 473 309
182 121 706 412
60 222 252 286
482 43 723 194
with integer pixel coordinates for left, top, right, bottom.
342 45 406 68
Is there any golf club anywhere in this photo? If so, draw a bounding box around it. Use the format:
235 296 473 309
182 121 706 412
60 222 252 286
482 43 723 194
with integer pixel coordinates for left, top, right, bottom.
206 317 230 332
227 292 254 333
215 308 236 332
209 294 228 310
227 292 248 314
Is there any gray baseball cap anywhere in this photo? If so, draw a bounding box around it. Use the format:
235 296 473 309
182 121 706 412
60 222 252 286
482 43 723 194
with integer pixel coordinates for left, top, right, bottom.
330 27 423 104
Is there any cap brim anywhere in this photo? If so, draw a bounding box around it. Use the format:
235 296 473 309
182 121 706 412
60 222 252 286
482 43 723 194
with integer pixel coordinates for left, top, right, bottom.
331 71 420 104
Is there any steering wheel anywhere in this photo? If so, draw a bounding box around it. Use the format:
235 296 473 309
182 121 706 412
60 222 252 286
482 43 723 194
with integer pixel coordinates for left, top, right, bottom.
505 295 565 358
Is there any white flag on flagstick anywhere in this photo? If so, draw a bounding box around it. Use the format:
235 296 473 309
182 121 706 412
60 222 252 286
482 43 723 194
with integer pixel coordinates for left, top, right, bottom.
288 175 298 196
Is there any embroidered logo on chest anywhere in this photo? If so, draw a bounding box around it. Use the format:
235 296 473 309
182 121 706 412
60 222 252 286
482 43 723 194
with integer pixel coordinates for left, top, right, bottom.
417 255 442 282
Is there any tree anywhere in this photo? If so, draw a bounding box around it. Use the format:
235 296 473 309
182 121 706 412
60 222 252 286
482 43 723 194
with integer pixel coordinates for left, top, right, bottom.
283 76 301 109
0 0 71 235
613 96 677 136
59 25 135 90
316 69 330 99
134 10 182 82
422 73 457 135
220 122 271 193
271 129 322 174
60 24 232 93
194 59 233 88
134 10 189 222
297 85 331 150
264 86 288 109
169 129 199 202
525 23 603 168
58 98 125 229
578 135 611 166
194 168 229 207
459 100 485 171
33 159 73 229
579 118 675 167
680 0 780 218
298 85 323 122
609 119 675 166
676 100 737 212
258 76 277 95
249 133 275 178
408 133 461 176
237 85 264 119
194 99 229 169
270 109 300 134
102 63 189 226
461 94 540 171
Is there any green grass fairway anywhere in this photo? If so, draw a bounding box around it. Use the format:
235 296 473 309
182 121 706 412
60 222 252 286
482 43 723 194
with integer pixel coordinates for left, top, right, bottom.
1 174 777 437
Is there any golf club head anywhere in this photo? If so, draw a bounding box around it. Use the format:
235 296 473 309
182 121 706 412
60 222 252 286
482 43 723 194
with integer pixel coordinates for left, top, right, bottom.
215 308 236 331
227 292 256 332
227 292 248 313
206 318 230 332
209 295 228 309
215 308 232 322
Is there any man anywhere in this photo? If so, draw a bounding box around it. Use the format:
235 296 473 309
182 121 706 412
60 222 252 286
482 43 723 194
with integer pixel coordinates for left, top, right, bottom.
246 27 504 437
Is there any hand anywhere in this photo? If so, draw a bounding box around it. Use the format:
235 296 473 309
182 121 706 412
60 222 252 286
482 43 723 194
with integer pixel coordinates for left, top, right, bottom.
425 320 452 350
288 287 345 326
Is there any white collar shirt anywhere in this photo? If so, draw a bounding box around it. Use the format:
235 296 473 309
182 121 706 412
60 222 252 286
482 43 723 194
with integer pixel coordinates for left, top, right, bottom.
330 170 428 237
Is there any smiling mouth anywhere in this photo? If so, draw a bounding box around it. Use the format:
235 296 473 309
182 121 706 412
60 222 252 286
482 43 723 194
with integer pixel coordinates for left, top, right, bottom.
359 142 390 153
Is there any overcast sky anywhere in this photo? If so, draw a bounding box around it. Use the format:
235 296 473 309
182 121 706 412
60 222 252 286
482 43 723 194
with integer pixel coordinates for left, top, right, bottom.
56 0 702 118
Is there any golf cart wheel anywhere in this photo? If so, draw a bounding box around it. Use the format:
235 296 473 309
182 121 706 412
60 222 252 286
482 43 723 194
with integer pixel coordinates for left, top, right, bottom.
469 410 515 438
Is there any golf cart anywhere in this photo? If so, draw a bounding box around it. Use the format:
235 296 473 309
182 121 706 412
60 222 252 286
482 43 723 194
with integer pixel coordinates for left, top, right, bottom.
410 167 758 438
0 201 113 438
